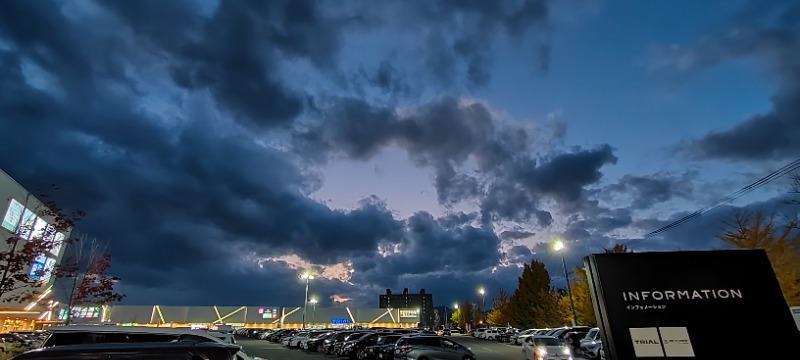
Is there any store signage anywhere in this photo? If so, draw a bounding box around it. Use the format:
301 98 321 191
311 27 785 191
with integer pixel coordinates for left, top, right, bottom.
399 310 418 318
331 318 351 324
258 307 278 319
585 249 800 359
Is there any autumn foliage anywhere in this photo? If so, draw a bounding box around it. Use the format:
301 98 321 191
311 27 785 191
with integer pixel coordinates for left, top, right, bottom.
486 288 512 327
720 211 800 306
54 235 125 323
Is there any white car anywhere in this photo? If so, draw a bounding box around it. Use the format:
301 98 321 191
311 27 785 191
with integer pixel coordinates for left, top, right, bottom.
207 331 236 345
522 335 572 360
515 329 545 345
482 329 499 340
42 325 265 360
287 332 309 347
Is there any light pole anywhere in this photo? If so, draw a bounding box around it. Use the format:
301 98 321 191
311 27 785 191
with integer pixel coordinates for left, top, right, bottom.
310 298 318 327
453 303 459 329
300 273 314 329
444 305 448 329
554 240 578 327
478 288 485 326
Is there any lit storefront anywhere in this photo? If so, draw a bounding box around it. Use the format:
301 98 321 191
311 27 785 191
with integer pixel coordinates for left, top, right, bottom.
1 169 71 330
80 305 422 329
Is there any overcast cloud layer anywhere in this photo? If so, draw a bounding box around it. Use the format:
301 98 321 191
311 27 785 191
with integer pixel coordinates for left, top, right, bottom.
0 0 797 307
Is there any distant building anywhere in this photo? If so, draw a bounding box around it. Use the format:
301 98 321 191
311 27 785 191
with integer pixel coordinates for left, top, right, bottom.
379 288 435 328
0 168 70 330
51 305 419 329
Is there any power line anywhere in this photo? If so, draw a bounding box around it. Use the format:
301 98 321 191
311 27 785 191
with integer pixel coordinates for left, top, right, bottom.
627 157 800 248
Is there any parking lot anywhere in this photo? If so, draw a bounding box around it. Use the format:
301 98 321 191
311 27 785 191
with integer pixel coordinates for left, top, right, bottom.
239 334 528 360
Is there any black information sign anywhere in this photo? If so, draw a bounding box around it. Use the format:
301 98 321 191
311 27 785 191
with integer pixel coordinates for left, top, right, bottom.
585 249 800 359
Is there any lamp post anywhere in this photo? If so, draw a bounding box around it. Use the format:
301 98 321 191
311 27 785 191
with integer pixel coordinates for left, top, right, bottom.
300 273 314 329
444 305 448 329
478 288 485 326
453 303 459 329
310 298 318 327
554 240 578 327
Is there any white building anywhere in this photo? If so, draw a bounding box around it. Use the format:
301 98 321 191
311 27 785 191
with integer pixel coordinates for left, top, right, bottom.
0 168 70 330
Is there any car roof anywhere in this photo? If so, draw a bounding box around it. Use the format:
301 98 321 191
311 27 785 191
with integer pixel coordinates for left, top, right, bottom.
45 325 226 343
15 341 240 359
48 325 214 335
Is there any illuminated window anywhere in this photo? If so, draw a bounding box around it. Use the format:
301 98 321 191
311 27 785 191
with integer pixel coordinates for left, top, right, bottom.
1 198 24 232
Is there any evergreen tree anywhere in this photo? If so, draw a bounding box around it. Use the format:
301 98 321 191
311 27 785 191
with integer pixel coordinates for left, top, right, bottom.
508 260 558 328
486 288 512 326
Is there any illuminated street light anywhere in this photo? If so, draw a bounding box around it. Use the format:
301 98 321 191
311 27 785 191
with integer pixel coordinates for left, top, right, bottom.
478 288 486 325
553 240 578 327
310 298 318 326
300 273 315 329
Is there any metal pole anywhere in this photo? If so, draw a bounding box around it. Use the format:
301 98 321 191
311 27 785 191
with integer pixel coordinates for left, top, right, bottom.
482 296 486 324
302 278 309 329
561 254 578 327
312 302 316 326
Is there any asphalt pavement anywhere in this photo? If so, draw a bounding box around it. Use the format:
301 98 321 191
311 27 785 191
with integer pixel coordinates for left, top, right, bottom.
238 334 535 360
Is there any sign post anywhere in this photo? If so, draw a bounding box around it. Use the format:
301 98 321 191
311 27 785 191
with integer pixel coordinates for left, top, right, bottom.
585 249 800 359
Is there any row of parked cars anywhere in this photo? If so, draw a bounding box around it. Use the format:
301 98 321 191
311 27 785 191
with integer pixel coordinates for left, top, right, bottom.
239 327 476 360
468 326 604 360
0 331 49 353
1 325 261 360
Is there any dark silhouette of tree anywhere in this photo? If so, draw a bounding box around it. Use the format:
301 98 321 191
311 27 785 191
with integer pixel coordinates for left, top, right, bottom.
54 235 125 324
604 243 633 253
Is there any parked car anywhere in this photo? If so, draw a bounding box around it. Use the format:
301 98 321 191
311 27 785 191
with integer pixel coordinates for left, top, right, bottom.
522 336 572 360
394 336 475 360
364 334 403 360
12 341 241 360
40 325 264 360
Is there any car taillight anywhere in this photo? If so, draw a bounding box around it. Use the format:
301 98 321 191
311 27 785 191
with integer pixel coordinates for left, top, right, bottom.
399 345 412 352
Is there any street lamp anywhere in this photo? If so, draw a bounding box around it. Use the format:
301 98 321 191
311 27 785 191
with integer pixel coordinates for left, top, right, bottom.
478 288 485 325
554 240 578 327
310 298 318 327
450 303 463 327
300 272 315 329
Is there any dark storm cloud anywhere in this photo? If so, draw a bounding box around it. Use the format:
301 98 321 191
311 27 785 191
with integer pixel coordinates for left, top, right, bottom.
377 212 502 275
0 0 510 305
407 0 552 86
606 173 695 210
499 230 536 241
297 97 618 223
655 1 800 160
0 0 624 307
102 0 346 129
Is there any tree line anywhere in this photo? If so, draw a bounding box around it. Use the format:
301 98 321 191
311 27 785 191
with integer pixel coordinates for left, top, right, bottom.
452 174 800 328
0 189 124 324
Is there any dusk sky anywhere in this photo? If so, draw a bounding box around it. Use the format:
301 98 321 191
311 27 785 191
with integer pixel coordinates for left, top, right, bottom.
1 0 798 308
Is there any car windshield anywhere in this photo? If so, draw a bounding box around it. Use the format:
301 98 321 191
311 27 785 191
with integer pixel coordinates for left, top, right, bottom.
535 338 564 347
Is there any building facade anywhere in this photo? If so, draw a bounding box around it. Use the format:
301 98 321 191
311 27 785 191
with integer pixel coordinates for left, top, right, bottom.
57 305 420 329
379 288 434 328
0 168 70 330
